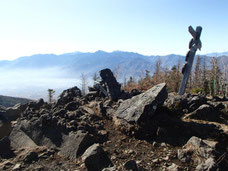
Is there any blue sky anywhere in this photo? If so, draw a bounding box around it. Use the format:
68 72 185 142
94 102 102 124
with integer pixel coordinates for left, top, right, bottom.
0 0 227 60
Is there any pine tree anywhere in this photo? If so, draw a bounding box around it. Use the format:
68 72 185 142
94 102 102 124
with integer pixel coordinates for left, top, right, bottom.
48 89 55 103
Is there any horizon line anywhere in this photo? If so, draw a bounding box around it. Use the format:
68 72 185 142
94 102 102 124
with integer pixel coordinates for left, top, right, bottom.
0 49 227 61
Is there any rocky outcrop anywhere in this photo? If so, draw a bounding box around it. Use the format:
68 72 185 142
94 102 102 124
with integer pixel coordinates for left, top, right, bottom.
56 86 81 106
100 68 122 101
2 68 228 171
115 83 168 124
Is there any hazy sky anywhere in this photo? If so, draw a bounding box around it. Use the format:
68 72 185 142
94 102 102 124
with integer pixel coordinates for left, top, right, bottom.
0 0 227 60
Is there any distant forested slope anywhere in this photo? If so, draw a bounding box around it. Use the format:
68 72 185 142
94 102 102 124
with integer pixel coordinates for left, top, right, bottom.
0 95 31 107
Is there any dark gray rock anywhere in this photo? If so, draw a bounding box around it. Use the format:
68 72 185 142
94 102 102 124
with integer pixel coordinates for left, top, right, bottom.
59 131 95 160
9 125 37 150
164 94 208 114
164 93 189 113
177 149 192 163
10 117 62 149
23 151 38 163
0 136 14 158
124 160 138 171
167 163 181 171
178 136 217 165
56 86 81 106
207 101 225 111
0 112 12 139
27 99 44 110
115 83 167 124
65 101 80 111
82 143 112 171
130 89 141 96
184 104 219 121
5 103 24 121
100 68 122 101
187 95 207 112
18 118 63 148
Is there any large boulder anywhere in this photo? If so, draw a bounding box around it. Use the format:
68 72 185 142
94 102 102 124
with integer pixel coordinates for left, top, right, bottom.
59 131 95 160
100 68 122 101
178 136 218 169
4 103 26 121
56 86 81 106
0 112 12 139
82 143 112 171
18 118 63 148
195 158 218 171
164 93 208 115
186 95 207 112
9 125 37 150
0 136 14 158
115 83 168 124
27 99 44 110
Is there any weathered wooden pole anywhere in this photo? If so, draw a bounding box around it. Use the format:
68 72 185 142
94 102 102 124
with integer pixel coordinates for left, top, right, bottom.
178 26 202 95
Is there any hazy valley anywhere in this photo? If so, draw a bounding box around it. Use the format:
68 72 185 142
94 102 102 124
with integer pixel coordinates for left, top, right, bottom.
0 50 228 100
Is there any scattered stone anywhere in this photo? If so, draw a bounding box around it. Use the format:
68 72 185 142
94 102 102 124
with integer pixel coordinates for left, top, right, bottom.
23 151 38 163
27 99 44 110
167 163 180 171
3 76 228 171
195 158 218 171
178 136 217 165
187 95 207 112
12 163 21 170
82 143 112 171
102 166 117 171
152 141 158 147
152 159 159 164
65 101 80 111
0 160 13 170
124 160 138 171
161 142 167 147
184 104 219 121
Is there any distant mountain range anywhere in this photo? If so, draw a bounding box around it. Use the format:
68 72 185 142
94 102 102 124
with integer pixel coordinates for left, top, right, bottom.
205 51 228 57
0 51 185 78
0 95 31 107
0 50 228 100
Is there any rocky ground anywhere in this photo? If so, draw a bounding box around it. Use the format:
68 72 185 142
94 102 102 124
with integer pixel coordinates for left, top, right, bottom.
1 68 228 171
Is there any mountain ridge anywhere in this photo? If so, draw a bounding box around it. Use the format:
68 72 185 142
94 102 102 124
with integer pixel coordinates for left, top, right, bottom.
0 95 32 107
0 50 228 100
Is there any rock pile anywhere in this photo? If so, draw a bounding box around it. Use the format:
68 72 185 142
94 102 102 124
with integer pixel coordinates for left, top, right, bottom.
0 68 228 171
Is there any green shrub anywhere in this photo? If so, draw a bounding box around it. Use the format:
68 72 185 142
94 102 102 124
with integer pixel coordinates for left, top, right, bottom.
191 87 204 94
